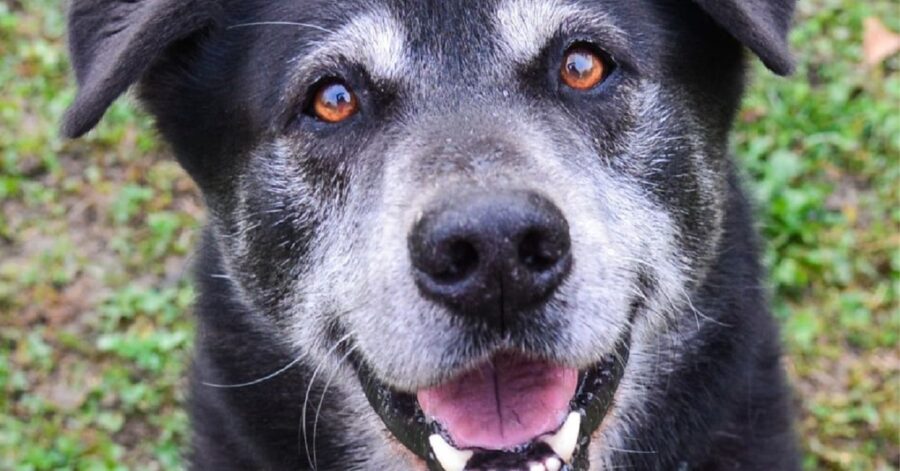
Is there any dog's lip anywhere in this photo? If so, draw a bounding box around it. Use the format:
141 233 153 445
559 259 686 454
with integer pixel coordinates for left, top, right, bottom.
351 332 631 471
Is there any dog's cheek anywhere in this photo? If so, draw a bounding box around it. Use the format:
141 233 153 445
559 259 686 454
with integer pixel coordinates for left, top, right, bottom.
211 146 326 324
627 86 727 287
663 154 725 283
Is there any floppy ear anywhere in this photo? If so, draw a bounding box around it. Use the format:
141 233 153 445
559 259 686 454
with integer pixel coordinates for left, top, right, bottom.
61 0 220 138
691 0 797 75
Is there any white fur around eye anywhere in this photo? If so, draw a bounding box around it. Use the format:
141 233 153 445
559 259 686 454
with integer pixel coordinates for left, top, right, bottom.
295 9 410 85
494 0 625 65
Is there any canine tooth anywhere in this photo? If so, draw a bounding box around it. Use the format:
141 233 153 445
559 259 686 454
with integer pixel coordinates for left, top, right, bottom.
541 412 581 462
429 434 473 471
528 462 546 471
545 457 562 471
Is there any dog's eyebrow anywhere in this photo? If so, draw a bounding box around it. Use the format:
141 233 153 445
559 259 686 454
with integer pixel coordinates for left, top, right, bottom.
494 0 628 64
295 9 408 83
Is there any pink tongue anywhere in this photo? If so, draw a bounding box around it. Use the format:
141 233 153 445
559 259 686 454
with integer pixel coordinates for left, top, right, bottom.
416 353 578 451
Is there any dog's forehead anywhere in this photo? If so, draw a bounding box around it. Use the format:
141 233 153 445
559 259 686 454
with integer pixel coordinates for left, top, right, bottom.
289 0 629 83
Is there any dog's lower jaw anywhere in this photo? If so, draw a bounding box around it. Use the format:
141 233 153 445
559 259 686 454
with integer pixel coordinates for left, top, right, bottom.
354 333 632 471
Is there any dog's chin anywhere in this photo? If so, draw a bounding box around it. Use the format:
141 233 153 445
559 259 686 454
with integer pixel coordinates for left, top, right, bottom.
351 332 632 471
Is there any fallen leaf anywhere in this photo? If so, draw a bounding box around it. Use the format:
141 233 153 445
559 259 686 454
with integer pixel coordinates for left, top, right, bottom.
863 18 900 67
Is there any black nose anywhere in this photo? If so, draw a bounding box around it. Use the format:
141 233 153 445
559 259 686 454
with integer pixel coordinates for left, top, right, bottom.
408 190 572 326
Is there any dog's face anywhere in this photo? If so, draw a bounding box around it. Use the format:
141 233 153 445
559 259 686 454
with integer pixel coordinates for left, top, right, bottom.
64 0 794 469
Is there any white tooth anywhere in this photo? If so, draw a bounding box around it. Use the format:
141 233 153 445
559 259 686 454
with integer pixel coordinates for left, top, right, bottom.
545 457 562 471
541 412 581 463
429 434 473 471
528 462 546 471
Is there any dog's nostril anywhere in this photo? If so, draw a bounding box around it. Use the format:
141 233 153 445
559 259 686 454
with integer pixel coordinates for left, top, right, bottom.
433 239 479 283
409 190 571 325
518 229 562 272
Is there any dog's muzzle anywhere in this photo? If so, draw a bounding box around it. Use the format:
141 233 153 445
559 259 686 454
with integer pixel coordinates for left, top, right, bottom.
353 189 631 471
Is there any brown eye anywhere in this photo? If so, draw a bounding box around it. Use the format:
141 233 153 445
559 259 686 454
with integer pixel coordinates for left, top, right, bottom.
560 47 607 90
312 81 358 123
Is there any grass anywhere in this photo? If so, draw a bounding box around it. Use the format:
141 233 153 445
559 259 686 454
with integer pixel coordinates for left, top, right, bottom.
0 0 897 469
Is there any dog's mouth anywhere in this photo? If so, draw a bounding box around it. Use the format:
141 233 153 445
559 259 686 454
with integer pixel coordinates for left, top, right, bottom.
354 334 631 471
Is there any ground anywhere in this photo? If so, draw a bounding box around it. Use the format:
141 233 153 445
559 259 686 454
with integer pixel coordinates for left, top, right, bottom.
0 0 897 469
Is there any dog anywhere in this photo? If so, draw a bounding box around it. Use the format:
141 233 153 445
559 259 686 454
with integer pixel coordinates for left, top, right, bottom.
62 0 800 469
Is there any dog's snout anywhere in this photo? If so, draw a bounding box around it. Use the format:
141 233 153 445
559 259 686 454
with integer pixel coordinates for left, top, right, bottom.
408 190 572 325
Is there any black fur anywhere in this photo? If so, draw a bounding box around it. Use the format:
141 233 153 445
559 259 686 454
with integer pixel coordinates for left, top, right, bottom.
692 0 796 75
63 0 800 469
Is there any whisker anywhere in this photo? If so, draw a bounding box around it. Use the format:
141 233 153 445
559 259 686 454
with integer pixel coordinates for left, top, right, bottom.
602 445 657 455
678 285 731 328
301 333 353 470
200 350 306 389
312 345 358 470
227 21 336 34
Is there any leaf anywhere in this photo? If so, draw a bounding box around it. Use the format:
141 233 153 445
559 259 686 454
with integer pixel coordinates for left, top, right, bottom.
862 17 900 67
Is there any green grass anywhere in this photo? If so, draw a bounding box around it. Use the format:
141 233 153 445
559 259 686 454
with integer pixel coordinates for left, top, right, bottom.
0 0 897 469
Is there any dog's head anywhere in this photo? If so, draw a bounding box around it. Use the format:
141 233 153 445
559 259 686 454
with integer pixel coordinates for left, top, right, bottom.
64 0 794 469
